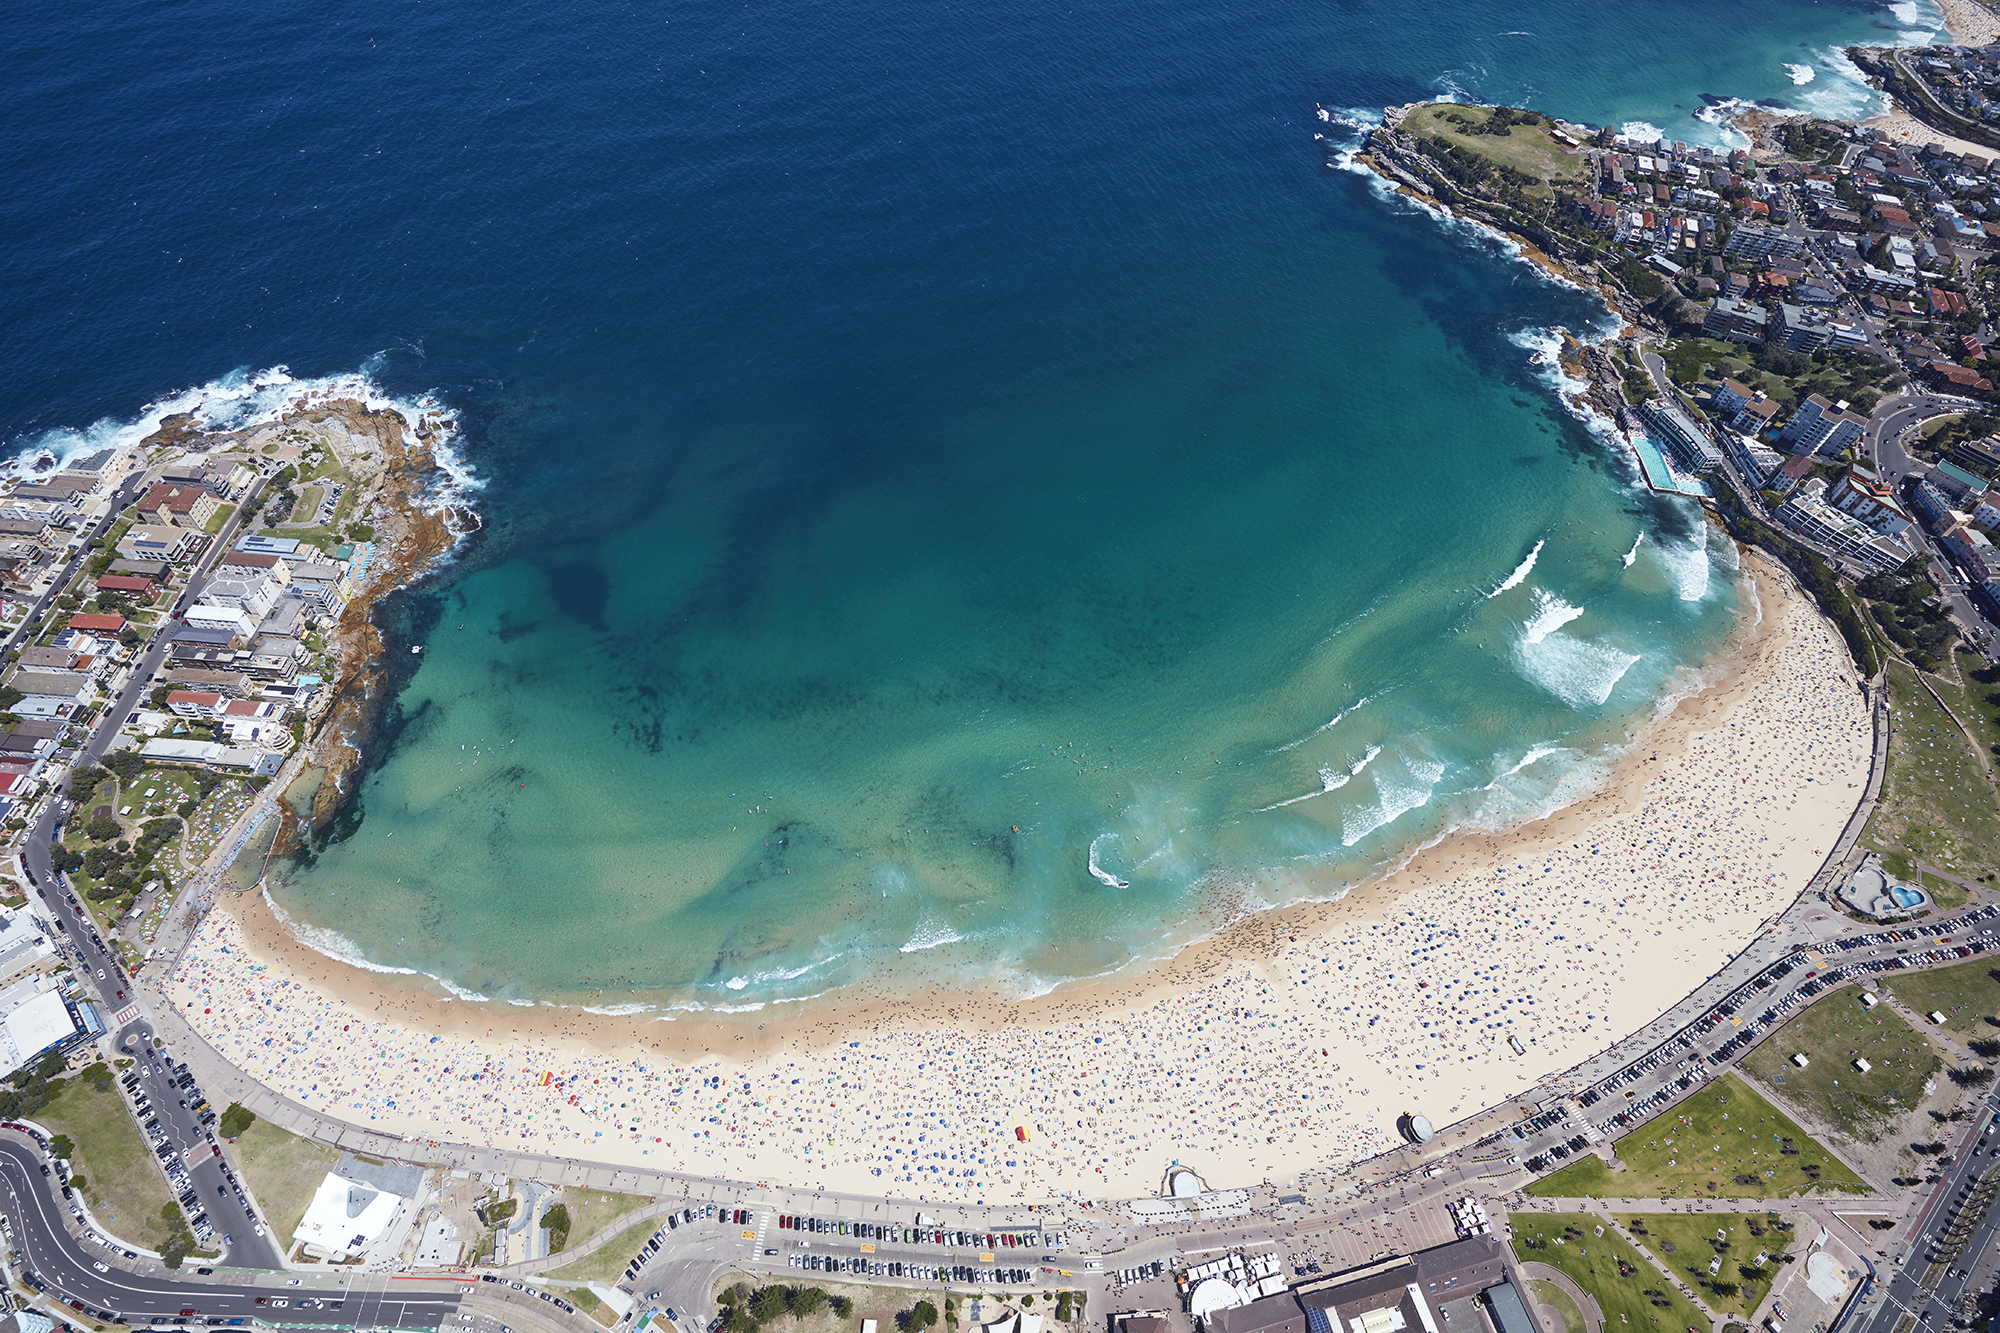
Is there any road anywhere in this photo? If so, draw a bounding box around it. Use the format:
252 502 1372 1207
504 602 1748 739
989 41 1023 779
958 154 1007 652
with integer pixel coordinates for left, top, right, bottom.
0 1135 462 1329
1856 1102 2000 1333
1866 390 1992 642
17 473 283 1270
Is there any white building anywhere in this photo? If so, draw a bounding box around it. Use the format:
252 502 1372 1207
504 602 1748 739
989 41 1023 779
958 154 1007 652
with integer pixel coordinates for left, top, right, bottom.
183 605 258 639
198 574 282 620
293 1154 425 1261
1779 394 1868 457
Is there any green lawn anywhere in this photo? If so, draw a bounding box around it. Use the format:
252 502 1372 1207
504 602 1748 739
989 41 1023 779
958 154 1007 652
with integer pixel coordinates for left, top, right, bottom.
227 1117 339 1243
1530 1279 1588 1333
558 1188 654 1251
543 1218 660 1284
1740 985 1941 1143
1510 1214 1713 1333
1861 661 2000 884
1883 958 2000 1042
1399 103 1586 196
1617 1213 1795 1320
202 504 236 536
1527 1074 1867 1198
38 1071 184 1251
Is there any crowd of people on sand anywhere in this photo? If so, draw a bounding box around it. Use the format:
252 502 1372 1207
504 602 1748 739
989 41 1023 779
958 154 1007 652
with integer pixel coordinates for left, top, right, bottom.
170 591 1870 1202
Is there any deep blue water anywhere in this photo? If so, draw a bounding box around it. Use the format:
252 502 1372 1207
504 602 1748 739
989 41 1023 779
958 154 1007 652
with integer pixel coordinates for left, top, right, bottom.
0 0 1937 1006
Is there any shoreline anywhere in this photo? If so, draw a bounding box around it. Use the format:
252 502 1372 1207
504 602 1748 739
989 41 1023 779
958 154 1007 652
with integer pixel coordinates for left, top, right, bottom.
171 547 1875 1200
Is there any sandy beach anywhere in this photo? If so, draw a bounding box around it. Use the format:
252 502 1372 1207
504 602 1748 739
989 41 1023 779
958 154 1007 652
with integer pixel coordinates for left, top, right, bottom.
1933 0 2000 46
168 550 1873 1203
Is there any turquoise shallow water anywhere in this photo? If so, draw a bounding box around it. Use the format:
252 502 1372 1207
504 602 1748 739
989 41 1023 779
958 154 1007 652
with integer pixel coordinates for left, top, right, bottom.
0 0 1940 1008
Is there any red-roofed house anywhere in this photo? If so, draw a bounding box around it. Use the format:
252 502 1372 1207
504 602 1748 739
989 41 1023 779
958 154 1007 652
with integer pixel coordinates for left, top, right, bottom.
166 691 226 719
137 483 219 530
66 612 126 635
94 574 157 603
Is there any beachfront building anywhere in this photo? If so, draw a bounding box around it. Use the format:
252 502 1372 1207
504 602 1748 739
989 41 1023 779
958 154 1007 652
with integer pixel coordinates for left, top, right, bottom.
1930 459 1990 500
1774 479 1917 574
184 605 259 639
1295 1238 1511 1333
293 1153 425 1262
198 573 283 620
139 738 286 776
1778 395 1867 457
1637 400 1721 475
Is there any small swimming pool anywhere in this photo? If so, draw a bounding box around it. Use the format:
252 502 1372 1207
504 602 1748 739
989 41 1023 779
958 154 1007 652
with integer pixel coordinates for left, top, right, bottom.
1890 884 1926 909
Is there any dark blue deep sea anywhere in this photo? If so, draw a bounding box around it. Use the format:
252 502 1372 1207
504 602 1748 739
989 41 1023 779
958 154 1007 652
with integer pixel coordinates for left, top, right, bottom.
0 0 1939 1007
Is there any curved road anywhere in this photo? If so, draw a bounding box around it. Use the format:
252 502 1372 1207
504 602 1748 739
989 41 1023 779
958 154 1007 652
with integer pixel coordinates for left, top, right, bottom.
0 1134 461 1328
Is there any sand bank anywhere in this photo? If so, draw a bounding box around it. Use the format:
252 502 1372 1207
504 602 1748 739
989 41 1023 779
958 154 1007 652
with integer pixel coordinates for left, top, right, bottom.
169 552 1872 1202
1932 0 2000 47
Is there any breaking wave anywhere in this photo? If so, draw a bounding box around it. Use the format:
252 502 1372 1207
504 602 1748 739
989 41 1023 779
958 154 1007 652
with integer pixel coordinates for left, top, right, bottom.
1512 588 1641 710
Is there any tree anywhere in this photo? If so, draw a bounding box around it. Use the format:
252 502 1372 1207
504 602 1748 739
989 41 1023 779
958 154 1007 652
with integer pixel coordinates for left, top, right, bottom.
1957 1066 1996 1087
102 750 145 783
49 845 83 874
68 1176 86 1193
831 1298 852 1319
48 1134 73 1161
789 1289 827 1317
84 815 122 842
907 1302 939 1332
217 1102 255 1138
722 1308 756 1333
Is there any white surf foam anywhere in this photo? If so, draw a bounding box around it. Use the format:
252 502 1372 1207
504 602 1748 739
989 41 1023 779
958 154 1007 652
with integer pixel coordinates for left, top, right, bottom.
1252 744 1384 812
1620 120 1665 144
1493 743 1569 781
1341 756 1448 847
259 883 499 999
1798 47 1890 120
1655 530 1712 602
1512 588 1640 709
4 358 483 524
1271 689 1379 753
1785 63 1816 85
1485 539 1545 599
1622 534 1643 568
722 956 836 991
1087 834 1130 887
1689 99 1756 151
899 919 965 953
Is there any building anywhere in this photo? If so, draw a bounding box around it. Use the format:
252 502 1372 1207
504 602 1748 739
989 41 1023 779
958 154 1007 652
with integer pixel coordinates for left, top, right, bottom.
216 549 290 584
1942 525 1997 579
166 691 227 719
1919 359 1994 395
165 669 260 698
1722 222 1805 260
1296 1239 1510 1333
0 974 100 1078
0 910 59 989
198 574 282 620
1731 395 1783 436
1638 399 1722 473
1775 479 1918 573
93 574 158 603
1948 437 2000 476
1931 459 1989 499
116 523 204 562
65 612 127 637
110 558 172 582
184 605 258 639
1703 297 1769 344
1773 302 1835 353
1912 478 1957 530
234 534 303 561
287 562 352 612
138 738 285 776
137 483 220 530
1778 394 1868 457
6 671 93 719
292 1153 425 1261
1828 466 1915 534
1709 379 1755 416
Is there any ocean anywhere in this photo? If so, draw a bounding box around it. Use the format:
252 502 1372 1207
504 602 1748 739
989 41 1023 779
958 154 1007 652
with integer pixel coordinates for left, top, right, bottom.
1 0 1937 1009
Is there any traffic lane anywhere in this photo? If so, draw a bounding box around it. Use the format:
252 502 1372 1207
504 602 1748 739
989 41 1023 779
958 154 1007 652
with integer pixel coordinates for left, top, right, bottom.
0 1141 298 1315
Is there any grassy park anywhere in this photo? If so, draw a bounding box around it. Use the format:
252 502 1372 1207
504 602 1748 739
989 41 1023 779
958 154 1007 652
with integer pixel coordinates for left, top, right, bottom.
1526 1075 1866 1198
1862 662 2000 886
1398 103 1585 197
1740 986 1942 1142
1884 958 2000 1042
37 1070 184 1252
1617 1213 1794 1320
557 1188 653 1251
1509 1213 1713 1333
544 1218 660 1284
229 1116 340 1242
